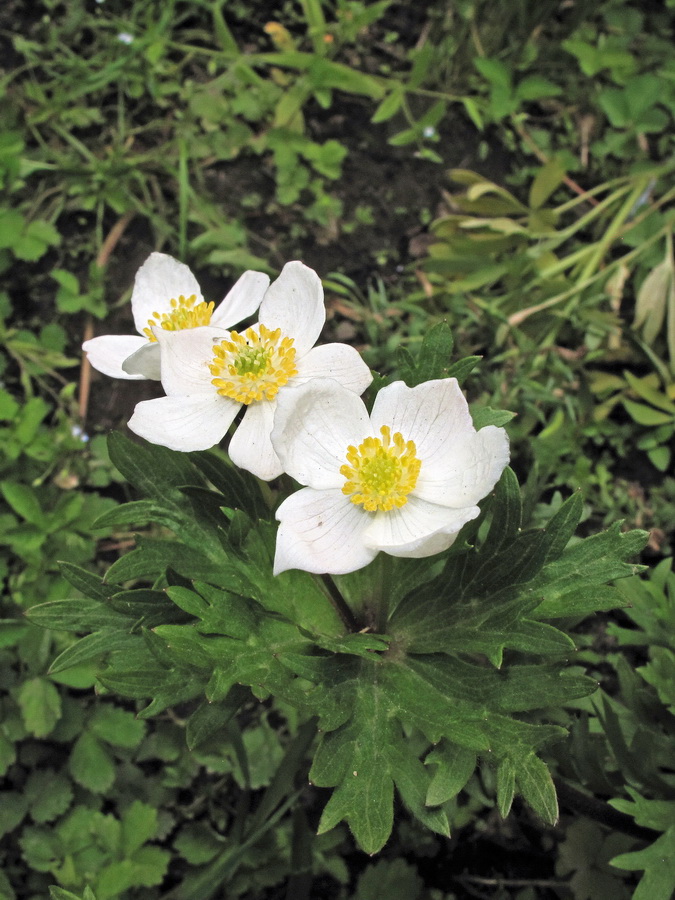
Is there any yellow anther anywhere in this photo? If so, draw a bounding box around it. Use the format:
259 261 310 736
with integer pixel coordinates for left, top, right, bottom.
209 323 298 404
340 425 421 512
144 294 214 341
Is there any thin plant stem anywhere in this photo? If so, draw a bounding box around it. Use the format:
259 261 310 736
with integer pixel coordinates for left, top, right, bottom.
319 574 359 632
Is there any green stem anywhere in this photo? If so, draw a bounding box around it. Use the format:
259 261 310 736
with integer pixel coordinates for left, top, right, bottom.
368 554 393 634
554 779 660 842
319 574 359 633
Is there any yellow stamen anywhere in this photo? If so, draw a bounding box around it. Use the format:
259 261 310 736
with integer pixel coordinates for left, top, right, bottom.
144 294 214 341
209 323 298 404
341 425 421 512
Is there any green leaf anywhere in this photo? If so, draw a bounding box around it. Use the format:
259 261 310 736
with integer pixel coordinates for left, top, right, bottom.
14 219 60 260
474 57 512 89
515 752 558 824
623 397 673 426
306 57 385 99
398 321 457 386
173 822 224 865
0 619 30 649
425 741 476 805
17 677 62 737
0 791 27 837
648 445 671 471
446 355 481 385
92 499 185 530
516 75 562 101
189 449 269 521
69 730 115 793
0 209 24 249
49 630 139 674
90 705 146 748
623 371 675 415
634 259 671 343
59 562 114 603
356 859 424 899
496 756 516 818
106 589 179 626
25 769 73 823
107 431 198 503
212 4 238 54
496 665 596 712
96 846 170 896
50 887 99 900
121 801 158 856
26 598 130 631
611 828 675 900
308 659 460 851
471 406 516 429
185 691 248 750
529 523 648 618
371 85 405 123
104 537 222 583
101 664 205 718
529 159 566 210
0 480 43 525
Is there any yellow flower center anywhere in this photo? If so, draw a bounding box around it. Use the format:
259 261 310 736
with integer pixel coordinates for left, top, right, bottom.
209 323 298 404
143 294 214 342
341 425 421 512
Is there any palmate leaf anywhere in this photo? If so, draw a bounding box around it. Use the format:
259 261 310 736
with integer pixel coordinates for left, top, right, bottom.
189 449 270 522
159 584 317 706
611 811 675 900
611 827 675 900
104 433 229 562
280 646 586 851
277 470 644 850
215 524 345 636
391 470 647 665
51 436 648 855
107 432 197 504
308 657 450 854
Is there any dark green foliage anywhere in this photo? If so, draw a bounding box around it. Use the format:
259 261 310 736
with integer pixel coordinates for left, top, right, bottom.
46 434 645 856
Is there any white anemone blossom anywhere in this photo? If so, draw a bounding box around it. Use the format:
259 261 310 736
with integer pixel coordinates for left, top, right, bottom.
127 261 373 481
82 252 270 381
271 377 510 575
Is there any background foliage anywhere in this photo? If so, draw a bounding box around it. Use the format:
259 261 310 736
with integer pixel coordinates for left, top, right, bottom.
1 0 674 897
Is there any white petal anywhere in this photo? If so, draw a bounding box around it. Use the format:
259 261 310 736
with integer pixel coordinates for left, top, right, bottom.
364 495 480 557
130 252 203 336
128 395 239 452
274 488 376 575
414 424 510 508
259 261 325 356
385 530 463 558
155 326 226 397
272 380 372 489
294 343 373 394
228 400 282 481
122 343 161 380
83 334 148 380
211 270 270 328
370 379 475 465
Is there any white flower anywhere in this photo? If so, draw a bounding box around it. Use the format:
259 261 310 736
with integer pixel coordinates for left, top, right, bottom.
127 261 373 480
271 377 510 575
82 252 270 381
